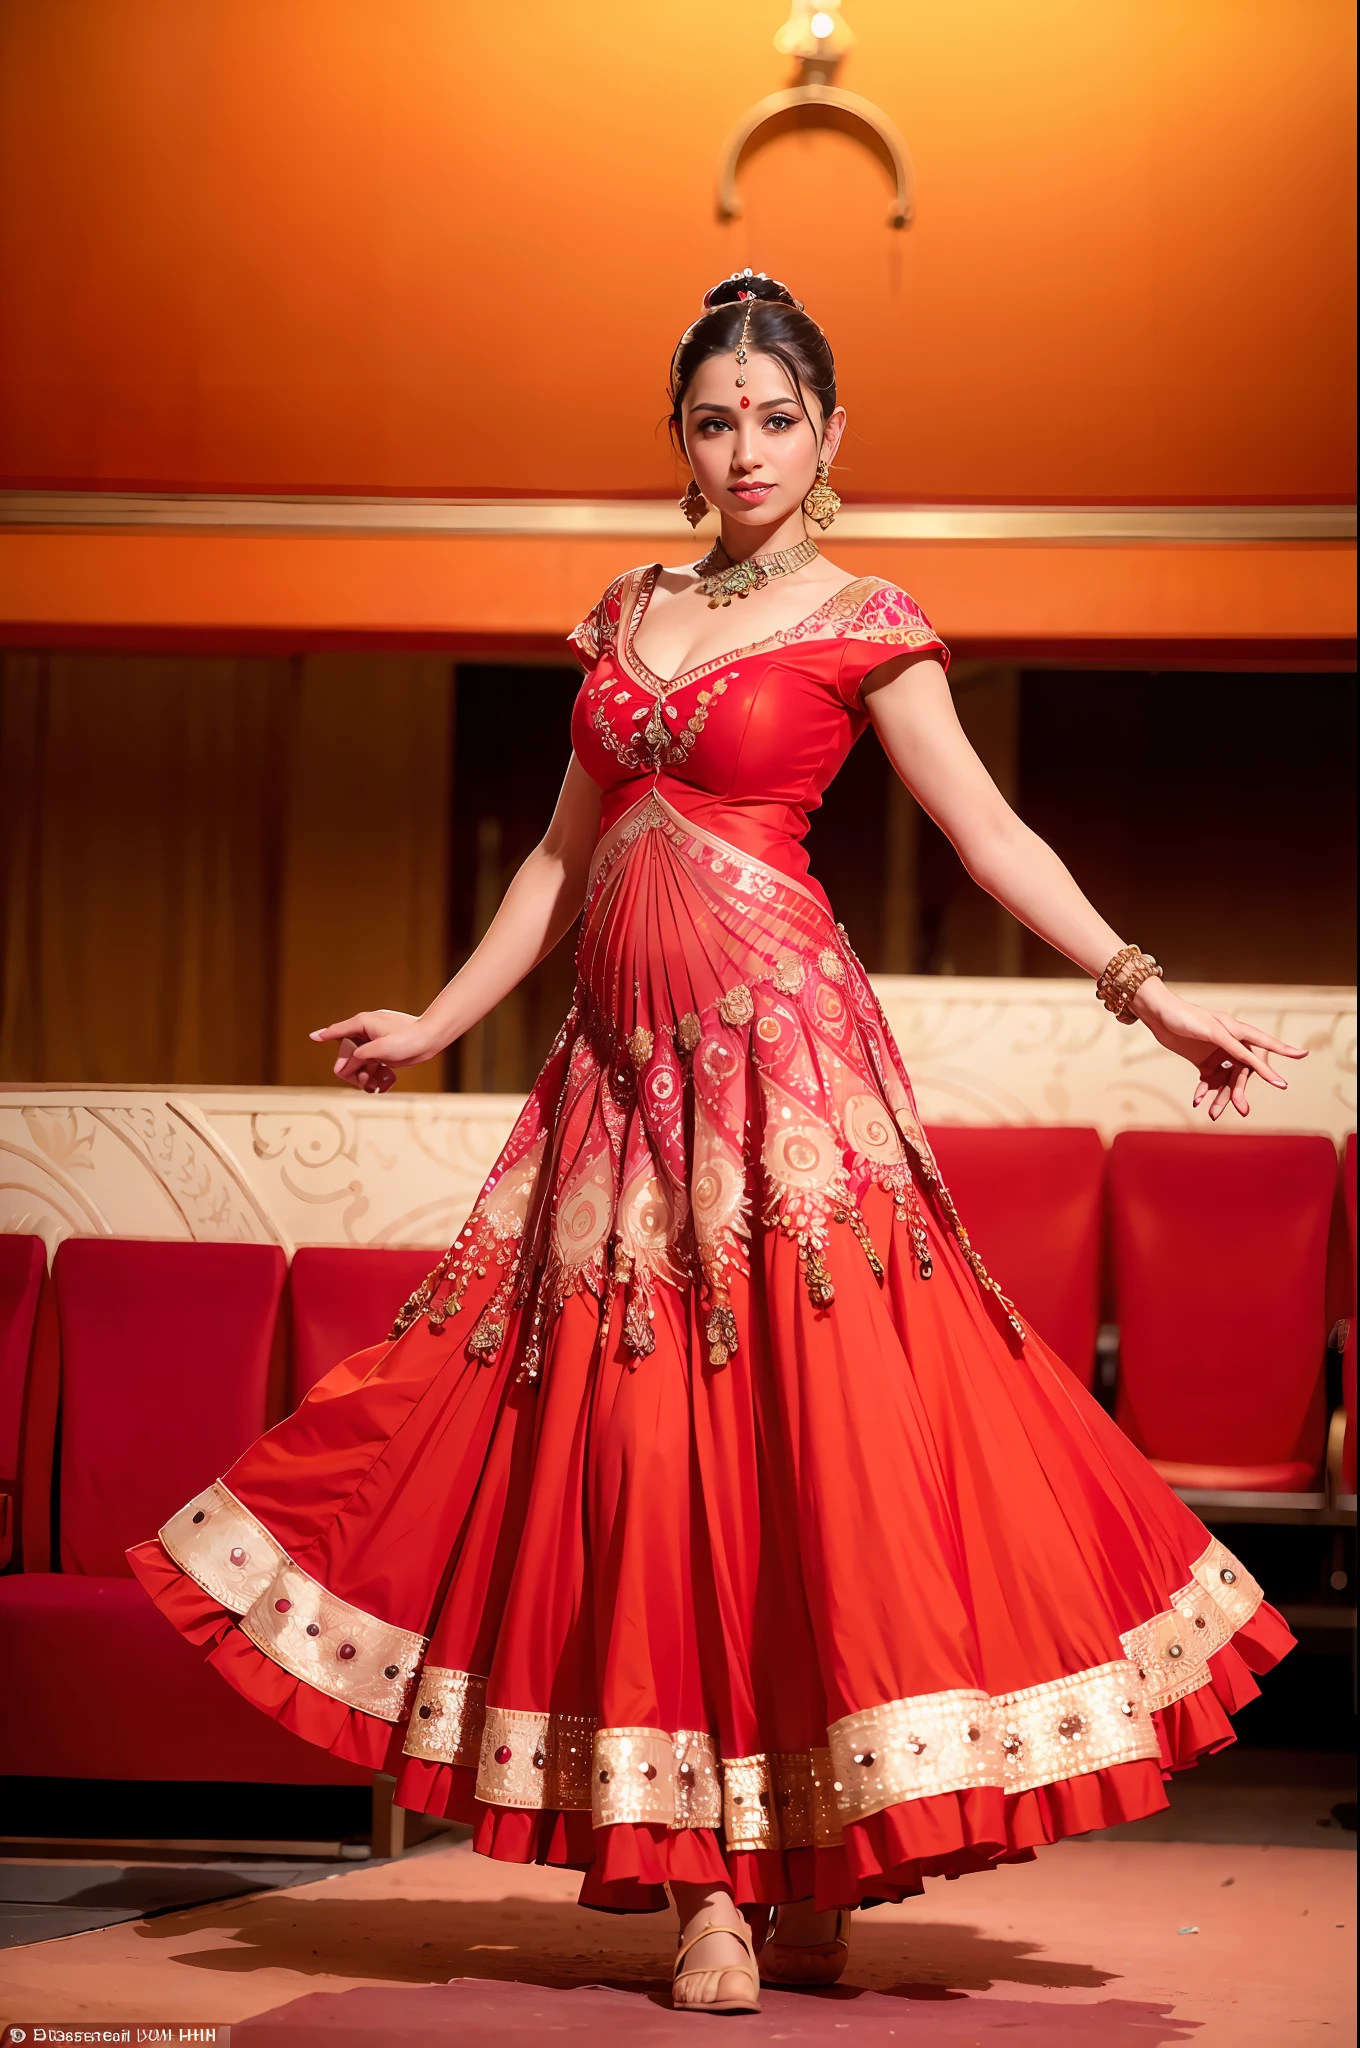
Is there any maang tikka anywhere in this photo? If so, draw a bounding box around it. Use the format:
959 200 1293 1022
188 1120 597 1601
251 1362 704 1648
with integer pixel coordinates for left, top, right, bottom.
734 291 756 405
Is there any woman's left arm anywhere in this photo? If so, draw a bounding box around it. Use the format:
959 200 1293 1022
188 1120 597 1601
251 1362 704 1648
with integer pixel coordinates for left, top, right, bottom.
864 657 1306 1120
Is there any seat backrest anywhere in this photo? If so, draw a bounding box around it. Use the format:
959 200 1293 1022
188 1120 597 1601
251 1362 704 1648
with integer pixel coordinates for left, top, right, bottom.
289 1246 437 1403
1344 1133 1356 1491
925 1126 1106 1386
0 1234 48 1566
1110 1132 1335 1473
55 1238 286 1576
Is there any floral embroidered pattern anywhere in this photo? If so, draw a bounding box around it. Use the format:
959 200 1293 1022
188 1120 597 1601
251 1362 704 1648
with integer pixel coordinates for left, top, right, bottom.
612 566 945 702
567 571 628 670
659 677 732 766
838 578 946 651
717 983 755 1027
387 791 1032 1366
627 1025 654 1068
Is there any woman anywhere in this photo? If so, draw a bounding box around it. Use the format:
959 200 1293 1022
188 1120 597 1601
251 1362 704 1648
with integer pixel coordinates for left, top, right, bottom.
130 272 1304 2018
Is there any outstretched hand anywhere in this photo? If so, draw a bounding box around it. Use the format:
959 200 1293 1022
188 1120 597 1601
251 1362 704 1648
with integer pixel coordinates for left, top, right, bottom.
309 1010 440 1093
1129 980 1307 1120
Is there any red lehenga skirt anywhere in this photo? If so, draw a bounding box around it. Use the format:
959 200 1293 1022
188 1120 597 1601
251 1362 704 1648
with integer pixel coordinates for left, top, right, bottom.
129 791 1291 1912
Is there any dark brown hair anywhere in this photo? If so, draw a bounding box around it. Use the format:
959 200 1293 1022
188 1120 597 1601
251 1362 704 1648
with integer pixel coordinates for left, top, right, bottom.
668 272 836 447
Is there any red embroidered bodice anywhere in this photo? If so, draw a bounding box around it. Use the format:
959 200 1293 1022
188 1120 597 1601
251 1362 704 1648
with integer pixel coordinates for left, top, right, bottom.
570 566 948 908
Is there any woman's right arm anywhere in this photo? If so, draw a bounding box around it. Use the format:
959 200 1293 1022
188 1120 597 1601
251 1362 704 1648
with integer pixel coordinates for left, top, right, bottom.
312 755 602 1091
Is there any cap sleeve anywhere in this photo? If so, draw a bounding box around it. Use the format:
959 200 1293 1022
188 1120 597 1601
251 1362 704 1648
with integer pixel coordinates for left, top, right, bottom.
834 580 949 708
568 571 630 673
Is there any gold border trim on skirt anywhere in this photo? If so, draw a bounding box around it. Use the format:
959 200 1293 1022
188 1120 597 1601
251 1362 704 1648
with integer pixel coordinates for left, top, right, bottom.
158 1485 1264 1825
159 1482 427 1722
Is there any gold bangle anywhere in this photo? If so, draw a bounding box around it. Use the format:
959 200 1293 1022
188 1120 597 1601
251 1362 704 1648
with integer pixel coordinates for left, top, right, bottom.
1097 947 1162 1021
1111 955 1163 1024
1095 943 1141 1006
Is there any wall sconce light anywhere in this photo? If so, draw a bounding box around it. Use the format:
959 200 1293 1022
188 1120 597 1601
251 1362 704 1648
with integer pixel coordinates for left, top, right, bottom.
718 1 915 230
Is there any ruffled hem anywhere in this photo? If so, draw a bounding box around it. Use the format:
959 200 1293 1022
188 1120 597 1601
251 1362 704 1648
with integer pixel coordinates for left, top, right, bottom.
407 1608 1288 1912
126 1537 405 1776
128 1536 1292 1911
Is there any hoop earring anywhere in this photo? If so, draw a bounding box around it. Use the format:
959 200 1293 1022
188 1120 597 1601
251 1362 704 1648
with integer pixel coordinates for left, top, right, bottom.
680 478 709 529
802 460 841 530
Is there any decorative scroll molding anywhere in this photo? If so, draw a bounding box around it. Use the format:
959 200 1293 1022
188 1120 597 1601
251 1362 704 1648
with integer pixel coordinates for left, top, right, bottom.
875 976 1355 1141
1 494 1352 544
90 1100 282 1248
2 980 1351 1258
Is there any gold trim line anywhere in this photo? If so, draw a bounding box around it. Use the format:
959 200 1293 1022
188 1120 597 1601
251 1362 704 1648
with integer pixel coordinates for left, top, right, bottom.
156 1489 1263 1793
399 1540 1262 1839
2 493 1353 544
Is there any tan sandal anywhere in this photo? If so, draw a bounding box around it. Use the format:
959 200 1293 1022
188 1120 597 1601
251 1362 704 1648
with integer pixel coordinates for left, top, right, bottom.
672 1914 762 2015
759 1905 852 1987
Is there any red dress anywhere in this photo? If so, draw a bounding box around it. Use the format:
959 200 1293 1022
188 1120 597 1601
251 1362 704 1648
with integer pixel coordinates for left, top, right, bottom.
129 567 1291 1913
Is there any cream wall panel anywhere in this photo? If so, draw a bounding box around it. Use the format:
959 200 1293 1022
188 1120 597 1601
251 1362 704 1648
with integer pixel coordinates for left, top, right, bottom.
876 978 1356 1138
2 979 1353 1261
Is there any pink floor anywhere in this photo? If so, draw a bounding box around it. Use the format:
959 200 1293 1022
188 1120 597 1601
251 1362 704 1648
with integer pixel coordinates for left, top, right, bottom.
0 1834 1353 2046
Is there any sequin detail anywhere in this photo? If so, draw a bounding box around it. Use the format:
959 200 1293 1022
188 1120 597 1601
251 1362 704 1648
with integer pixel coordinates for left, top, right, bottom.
160 1483 425 1721
1120 1537 1264 1710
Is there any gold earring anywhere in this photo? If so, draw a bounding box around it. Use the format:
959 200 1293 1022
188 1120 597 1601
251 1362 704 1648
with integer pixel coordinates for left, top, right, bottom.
680 478 709 528
803 460 841 530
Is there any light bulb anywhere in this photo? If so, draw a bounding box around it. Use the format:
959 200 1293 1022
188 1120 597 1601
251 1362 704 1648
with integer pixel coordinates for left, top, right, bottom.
810 10 835 36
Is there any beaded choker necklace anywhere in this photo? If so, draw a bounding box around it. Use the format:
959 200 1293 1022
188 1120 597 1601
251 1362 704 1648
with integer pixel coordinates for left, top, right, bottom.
694 535 820 609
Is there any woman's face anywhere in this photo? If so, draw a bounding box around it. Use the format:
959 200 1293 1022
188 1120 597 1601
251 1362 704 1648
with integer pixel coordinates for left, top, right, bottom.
681 348 846 530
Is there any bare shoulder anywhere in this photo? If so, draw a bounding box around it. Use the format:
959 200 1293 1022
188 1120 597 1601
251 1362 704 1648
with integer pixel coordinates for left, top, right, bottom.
810 556 871 598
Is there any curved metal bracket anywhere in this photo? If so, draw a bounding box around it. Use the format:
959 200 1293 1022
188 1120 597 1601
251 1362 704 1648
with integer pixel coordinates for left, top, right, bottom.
717 83 915 230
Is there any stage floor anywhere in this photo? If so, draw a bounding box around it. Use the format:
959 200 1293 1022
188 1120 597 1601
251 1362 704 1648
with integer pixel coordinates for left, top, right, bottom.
0 1826 1353 2047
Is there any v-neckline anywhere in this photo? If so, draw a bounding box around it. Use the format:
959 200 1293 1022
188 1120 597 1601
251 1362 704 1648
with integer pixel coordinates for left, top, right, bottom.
620 563 873 699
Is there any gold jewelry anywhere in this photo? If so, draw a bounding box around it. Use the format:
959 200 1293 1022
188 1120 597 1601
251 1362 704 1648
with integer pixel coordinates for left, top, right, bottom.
694 535 820 608
1097 944 1163 1024
802 459 841 529
734 293 756 390
679 478 709 528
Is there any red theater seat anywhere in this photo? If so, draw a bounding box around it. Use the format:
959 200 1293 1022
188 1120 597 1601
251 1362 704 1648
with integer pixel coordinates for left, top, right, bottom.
56 1240 286 1575
0 1235 47 1570
1110 1133 1336 1502
0 1574 367 1783
1341 1134 1356 1505
289 1246 437 1404
0 1238 366 1790
925 1125 1106 1387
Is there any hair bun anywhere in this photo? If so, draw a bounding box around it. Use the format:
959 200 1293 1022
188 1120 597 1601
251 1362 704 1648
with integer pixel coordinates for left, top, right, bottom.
701 270 803 313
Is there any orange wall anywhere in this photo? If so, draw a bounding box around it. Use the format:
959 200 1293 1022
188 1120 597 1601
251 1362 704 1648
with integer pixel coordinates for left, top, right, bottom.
0 0 1354 503
1 532 1352 659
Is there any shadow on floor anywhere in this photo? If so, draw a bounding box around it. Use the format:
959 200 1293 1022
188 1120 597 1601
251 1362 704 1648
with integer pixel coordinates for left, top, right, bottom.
0 1858 363 1951
131 1890 1123 1997
233 1979 1201 2045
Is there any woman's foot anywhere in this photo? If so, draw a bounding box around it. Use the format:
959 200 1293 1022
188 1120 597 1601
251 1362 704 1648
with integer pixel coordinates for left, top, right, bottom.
759 1901 851 1987
670 1882 761 2014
